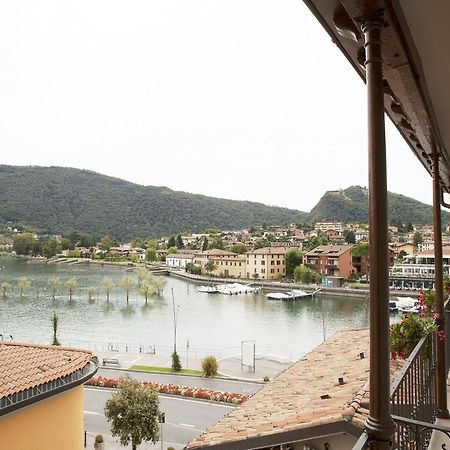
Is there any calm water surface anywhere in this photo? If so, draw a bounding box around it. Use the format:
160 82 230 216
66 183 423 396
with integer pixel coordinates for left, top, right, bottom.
0 257 369 359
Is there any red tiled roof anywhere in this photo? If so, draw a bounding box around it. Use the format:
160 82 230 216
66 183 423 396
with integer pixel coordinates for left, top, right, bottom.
0 342 93 398
187 328 403 448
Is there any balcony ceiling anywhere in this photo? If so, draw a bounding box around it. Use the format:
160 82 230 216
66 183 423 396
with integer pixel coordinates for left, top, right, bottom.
303 0 450 192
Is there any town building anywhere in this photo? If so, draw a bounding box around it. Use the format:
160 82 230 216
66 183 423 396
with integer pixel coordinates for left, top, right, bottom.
193 249 238 267
315 221 344 234
245 247 289 280
165 253 195 268
0 342 97 450
209 254 246 278
304 244 356 278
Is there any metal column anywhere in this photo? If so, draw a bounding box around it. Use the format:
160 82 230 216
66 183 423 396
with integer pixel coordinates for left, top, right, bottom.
432 150 449 419
362 12 395 448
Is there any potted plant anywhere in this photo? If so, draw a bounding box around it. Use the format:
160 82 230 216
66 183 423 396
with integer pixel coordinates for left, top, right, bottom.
94 434 104 450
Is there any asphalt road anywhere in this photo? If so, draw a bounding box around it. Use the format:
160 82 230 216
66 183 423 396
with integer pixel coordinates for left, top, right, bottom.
97 367 262 395
84 387 235 449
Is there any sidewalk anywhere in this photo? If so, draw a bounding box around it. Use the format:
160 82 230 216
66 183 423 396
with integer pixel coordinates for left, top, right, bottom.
93 349 292 382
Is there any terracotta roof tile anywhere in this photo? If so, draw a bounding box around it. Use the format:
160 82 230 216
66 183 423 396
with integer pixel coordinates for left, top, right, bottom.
0 342 92 398
187 328 404 449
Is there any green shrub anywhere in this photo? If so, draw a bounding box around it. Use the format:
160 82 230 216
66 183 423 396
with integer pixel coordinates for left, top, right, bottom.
263 376 270 382
95 434 104 443
171 351 182 372
201 355 218 377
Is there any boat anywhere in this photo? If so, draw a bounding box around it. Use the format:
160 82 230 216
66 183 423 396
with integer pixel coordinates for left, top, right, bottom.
216 283 258 295
197 285 219 293
266 289 314 301
389 296 421 314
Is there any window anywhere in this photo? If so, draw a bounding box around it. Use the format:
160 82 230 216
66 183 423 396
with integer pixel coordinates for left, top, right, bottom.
261 260 265 265
277 268 280 272
276 260 280 265
271 260 275 265
271 269 275 273
261 268 266 274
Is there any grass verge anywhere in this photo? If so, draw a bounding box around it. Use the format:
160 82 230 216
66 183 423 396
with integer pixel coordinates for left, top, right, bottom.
129 365 203 376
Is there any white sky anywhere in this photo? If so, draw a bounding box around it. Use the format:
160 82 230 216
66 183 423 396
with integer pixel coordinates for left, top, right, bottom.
0 0 433 212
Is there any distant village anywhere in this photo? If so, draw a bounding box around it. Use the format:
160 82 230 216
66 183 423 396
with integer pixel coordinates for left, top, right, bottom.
5 220 450 290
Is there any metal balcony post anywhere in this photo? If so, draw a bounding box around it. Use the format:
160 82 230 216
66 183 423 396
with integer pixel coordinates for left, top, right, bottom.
432 149 449 419
362 12 395 448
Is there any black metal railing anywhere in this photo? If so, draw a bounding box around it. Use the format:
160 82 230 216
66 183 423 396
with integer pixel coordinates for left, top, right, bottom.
353 332 445 449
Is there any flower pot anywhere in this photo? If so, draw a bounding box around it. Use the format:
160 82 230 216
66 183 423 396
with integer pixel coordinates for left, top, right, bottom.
94 442 104 450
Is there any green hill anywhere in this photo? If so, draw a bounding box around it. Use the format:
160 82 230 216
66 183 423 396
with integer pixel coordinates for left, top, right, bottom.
0 165 308 240
309 186 447 226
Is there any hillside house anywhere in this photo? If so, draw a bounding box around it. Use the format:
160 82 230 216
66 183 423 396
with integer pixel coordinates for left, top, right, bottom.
304 244 356 278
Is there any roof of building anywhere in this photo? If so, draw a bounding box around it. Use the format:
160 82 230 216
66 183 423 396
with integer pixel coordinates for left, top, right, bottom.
166 253 195 259
246 247 290 255
305 244 355 257
0 342 93 399
187 328 403 449
198 249 236 256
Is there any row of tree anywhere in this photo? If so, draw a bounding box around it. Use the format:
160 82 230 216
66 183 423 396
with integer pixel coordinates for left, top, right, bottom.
1 269 166 303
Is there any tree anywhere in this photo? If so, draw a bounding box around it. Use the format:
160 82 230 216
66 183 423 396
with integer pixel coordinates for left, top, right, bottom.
121 276 135 303
48 276 61 299
204 260 216 275
18 277 31 297
12 233 36 255
1 282 11 297
167 246 178 255
100 235 113 252
293 264 321 284
171 351 182 371
176 234 184 249
230 243 247 254
413 231 423 248
60 238 73 250
285 249 303 278
43 238 61 258
202 237 208 251
65 277 77 301
51 311 60 346
208 237 224 250
87 286 97 301
167 236 176 249
102 276 115 301
153 276 166 296
139 278 156 303
344 230 356 244
145 247 157 262
104 376 160 450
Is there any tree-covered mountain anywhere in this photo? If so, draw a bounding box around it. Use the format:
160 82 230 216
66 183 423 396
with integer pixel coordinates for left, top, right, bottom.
309 186 448 226
0 165 308 240
0 167 442 241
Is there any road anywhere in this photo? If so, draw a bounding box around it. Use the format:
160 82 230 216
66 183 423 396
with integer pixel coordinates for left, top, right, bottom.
84 387 235 449
97 367 262 395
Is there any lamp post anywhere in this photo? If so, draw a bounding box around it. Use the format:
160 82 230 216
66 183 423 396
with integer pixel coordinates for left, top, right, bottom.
171 288 180 353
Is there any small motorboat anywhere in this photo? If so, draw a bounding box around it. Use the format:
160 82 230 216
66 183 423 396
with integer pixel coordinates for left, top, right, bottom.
266 289 314 301
216 283 258 295
197 285 219 293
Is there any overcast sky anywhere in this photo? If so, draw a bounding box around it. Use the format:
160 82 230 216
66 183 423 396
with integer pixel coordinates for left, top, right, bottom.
0 0 433 212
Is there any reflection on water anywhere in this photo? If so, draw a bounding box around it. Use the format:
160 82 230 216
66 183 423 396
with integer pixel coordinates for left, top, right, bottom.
0 257 369 359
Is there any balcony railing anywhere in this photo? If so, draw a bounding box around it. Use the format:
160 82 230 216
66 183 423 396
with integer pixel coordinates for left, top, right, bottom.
352 331 449 449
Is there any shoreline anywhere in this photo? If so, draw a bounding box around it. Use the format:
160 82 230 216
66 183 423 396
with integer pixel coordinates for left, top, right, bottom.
14 255 417 299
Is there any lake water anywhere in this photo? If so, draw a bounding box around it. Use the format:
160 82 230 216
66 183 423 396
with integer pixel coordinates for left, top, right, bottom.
0 257 369 360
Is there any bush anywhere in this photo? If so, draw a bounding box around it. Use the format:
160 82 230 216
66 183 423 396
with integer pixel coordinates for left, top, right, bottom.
263 376 270 382
95 435 104 443
201 355 218 377
171 351 182 371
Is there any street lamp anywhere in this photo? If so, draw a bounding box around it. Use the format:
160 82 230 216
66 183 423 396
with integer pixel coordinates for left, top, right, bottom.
171 288 180 353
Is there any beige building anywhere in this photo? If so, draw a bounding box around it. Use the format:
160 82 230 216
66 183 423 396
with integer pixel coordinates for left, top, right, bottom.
245 247 289 280
209 254 246 278
194 249 237 267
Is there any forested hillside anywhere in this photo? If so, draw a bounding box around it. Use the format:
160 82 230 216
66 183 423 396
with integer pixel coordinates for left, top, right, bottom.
0 165 308 240
309 186 447 226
